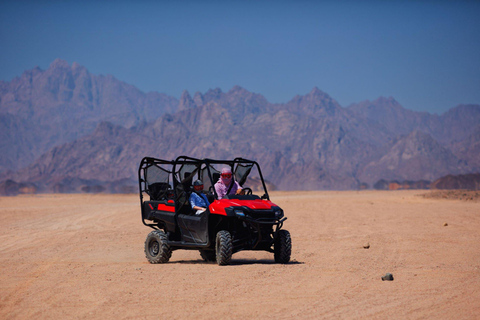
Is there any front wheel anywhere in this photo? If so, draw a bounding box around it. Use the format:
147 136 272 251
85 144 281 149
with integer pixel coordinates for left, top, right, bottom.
274 229 291 263
215 230 233 265
145 230 172 263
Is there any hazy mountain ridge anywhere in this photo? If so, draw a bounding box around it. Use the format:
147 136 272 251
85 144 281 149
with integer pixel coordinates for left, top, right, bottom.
358 130 470 184
0 59 179 171
1 60 479 192
450 125 480 169
348 98 480 144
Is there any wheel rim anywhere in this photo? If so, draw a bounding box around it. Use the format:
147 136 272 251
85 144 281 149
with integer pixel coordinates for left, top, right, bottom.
150 240 159 256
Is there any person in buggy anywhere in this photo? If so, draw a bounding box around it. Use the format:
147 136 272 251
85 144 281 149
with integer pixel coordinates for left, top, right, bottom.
189 179 210 215
214 167 244 199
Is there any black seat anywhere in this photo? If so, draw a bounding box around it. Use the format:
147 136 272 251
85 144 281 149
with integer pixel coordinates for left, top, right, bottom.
148 182 170 200
210 172 221 200
183 172 193 192
177 172 195 215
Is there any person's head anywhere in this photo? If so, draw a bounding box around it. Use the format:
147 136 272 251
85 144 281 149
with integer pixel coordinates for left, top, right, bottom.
220 167 232 184
193 179 204 193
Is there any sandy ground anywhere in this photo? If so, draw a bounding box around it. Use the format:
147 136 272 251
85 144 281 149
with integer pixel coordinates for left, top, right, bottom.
1 190 479 319
421 189 480 202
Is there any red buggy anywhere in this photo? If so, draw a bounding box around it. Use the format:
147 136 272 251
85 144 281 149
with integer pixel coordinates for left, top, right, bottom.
138 156 291 265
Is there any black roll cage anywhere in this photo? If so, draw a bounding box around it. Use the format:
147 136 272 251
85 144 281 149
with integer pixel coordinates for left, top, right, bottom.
138 155 271 229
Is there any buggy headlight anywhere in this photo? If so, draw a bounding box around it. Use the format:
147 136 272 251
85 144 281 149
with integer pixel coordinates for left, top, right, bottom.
234 209 245 217
274 209 284 219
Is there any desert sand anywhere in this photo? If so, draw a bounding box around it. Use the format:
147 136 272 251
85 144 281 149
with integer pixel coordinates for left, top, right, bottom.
1 191 479 319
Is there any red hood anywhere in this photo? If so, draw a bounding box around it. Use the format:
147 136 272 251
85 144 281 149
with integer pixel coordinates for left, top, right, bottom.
209 199 278 216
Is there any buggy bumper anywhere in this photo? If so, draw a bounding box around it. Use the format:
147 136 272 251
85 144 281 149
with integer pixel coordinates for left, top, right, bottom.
236 215 287 225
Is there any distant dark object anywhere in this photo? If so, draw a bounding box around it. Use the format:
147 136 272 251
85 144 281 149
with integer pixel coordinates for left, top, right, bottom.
18 182 37 194
382 273 394 281
359 182 369 190
0 180 38 196
0 180 20 196
81 185 106 193
373 179 389 190
114 185 136 194
431 173 480 190
373 179 430 190
409 180 431 189
52 183 73 193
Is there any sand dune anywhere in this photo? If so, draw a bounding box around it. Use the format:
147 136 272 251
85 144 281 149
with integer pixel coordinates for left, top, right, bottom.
1 191 479 319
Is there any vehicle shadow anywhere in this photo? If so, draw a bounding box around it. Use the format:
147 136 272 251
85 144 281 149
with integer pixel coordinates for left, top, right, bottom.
230 259 304 266
169 259 304 266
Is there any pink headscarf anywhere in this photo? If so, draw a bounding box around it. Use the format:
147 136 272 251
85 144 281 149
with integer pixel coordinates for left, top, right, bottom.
215 167 238 199
220 167 232 185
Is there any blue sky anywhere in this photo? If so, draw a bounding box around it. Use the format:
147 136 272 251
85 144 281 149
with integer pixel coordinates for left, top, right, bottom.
1 0 479 114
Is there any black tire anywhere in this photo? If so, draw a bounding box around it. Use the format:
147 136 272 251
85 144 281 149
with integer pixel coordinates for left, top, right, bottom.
274 229 291 264
199 249 216 262
145 230 172 264
215 230 233 266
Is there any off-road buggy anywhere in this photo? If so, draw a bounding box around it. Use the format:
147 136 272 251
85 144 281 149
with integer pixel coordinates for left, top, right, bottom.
138 156 291 265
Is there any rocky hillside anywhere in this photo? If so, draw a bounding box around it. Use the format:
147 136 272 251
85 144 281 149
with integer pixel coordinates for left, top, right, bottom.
0 59 178 172
431 173 480 190
450 125 480 168
1 60 479 193
358 130 469 184
349 98 480 144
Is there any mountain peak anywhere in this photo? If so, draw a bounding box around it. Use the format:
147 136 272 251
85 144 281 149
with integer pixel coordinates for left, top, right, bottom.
443 104 480 117
72 61 85 71
228 85 249 94
71 61 89 77
178 90 196 111
286 87 342 118
306 87 335 102
21 66 43 79
49 58 70 70
205 87 223 96
193 92 204 107
203 88 224 102
180 89 191 98
372 96 402 109
375 96 395 103
309 87 324 96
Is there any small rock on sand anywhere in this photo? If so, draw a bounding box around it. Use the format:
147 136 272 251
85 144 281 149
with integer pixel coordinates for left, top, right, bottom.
382 273 394 281
363 243 370 249
443 222 448 226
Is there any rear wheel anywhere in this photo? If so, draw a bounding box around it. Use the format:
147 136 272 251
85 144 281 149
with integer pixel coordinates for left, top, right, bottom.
199 249 216 262
274 229 291 263
145 230 172 263
215 230 233 266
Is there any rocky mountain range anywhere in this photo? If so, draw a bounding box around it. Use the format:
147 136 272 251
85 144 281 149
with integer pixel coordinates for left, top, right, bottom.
0 59 178 173
1 59 479 192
